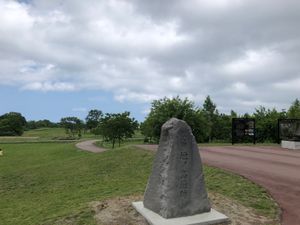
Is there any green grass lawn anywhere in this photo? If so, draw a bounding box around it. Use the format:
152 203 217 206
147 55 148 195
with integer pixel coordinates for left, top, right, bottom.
0 142 279 225
23 127 98 140
0 128 99 144
0 128 69 143
23 127 68 139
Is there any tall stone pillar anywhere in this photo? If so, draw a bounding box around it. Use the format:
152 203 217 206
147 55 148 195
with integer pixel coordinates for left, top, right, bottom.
143 118 211 218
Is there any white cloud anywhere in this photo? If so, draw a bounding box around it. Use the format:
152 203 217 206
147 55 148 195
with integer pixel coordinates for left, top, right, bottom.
0 0 300 114
114 91 160 103
225 82 252 97
273 77 300 91
0 1 34 32
223 49 279 75
22 81 75 91
191 0 243 10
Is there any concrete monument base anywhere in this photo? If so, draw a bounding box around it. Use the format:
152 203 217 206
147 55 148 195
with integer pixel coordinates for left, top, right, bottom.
132 202 229 225
281 140 300 150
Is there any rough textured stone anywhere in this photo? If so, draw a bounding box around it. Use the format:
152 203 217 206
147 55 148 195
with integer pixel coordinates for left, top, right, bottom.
144 118 211 219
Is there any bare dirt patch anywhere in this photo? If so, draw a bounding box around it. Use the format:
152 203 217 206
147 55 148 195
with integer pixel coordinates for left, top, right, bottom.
76 140 106 153
89 193 280 225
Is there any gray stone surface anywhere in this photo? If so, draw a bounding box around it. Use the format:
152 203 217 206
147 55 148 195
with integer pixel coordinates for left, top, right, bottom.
132 202 229 225
143 118 211 219
281 140 300 150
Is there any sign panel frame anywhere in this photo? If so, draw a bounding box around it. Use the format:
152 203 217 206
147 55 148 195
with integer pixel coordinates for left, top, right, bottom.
232 118 256 145
277 119 300 143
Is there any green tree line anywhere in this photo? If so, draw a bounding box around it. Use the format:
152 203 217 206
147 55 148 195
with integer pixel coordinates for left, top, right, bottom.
141 97 300 143
1 97 299 144
61 110 138 148
0 112 26 136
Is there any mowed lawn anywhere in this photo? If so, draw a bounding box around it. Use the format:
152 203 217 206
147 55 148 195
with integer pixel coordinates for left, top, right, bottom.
0 142 279 225
23 127 68 139
0 128 98 143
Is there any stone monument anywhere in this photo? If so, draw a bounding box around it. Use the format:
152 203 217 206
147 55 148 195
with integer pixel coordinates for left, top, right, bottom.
132 118 229 225
144 118 210 218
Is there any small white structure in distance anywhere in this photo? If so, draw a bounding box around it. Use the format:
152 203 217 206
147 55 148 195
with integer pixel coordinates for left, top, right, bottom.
281 140 300 150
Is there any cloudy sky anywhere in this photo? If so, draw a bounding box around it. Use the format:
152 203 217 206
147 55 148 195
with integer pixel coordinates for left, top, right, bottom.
0 0 299 121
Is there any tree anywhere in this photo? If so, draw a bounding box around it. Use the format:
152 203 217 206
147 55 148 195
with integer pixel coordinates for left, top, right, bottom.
140 119 154 142
230 110 238 118
142 96 206 142
253 106 286 142
60 117 84 138
0 112 27 136
35 119 57 128
26 119 58 130
188 109 208 143
141 96 300 144
212 113 232 142
287 99 300 118
97 112 138 148
26 120 38 130
202 96 217 142
85 109 103 131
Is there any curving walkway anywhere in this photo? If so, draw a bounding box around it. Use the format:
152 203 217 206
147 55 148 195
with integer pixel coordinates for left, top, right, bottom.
75 139 106 153
136 144 300 225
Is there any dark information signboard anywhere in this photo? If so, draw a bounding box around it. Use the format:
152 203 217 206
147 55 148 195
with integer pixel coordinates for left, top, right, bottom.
278 119 300 143
232 118 256 144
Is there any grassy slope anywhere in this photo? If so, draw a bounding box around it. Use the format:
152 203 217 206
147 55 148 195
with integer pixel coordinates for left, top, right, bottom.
0 128 67 143
0 128 98 143
204 166 278 217
23 127 67 138
0 141 279 225
23 127 98 140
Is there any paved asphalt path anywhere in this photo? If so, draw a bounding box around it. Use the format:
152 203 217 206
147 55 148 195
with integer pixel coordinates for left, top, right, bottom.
75 139 106 153
135 145 300 225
